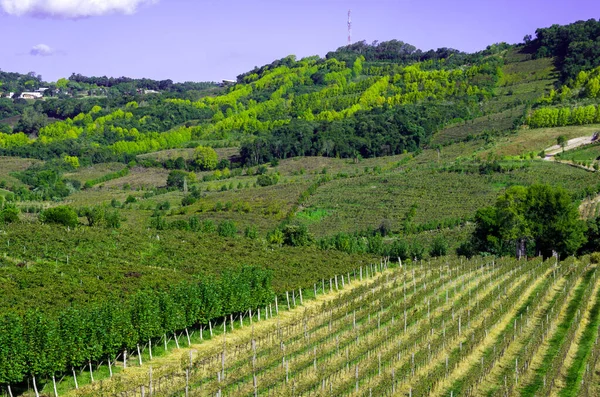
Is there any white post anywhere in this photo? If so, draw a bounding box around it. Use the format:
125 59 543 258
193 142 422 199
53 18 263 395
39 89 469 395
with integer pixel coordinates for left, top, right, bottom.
72 367 79 389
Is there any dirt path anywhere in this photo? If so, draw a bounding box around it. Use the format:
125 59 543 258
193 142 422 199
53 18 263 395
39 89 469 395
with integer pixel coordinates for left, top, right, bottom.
544 135 596 158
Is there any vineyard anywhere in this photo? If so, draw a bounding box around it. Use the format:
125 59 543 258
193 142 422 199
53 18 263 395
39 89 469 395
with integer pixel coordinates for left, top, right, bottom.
63 255 600 397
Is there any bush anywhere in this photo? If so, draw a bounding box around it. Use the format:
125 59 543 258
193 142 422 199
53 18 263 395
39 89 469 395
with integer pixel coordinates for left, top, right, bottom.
429 236 449 257
245 225 258 239
82 206 105 227
125 195 137 204
0 205 19 224
105 210 121 229
282 223 311 246
217 220 237 237
181 195 197 206
156 201 171 211
39 206 78 228
167 170 189 190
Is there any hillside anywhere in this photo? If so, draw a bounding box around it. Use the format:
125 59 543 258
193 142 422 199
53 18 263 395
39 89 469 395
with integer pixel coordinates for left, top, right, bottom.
1 18 600 397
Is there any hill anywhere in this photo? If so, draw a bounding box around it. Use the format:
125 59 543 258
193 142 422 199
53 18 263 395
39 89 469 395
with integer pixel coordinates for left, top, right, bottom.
1 18 600 396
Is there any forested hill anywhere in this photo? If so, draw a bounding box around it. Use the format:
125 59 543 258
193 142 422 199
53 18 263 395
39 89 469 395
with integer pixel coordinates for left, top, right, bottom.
0 18 598 168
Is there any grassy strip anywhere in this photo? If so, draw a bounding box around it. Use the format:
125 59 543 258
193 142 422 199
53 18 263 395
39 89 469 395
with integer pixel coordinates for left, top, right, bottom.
83 167 129 189
520 268 594 397
559 278 600 397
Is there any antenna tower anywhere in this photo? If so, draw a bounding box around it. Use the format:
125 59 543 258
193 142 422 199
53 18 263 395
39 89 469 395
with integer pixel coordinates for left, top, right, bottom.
347 9 352 45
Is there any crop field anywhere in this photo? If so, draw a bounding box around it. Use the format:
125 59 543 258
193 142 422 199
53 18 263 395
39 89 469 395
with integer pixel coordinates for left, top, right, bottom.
300 161 600 237
67 255 600 397
432 107 525 146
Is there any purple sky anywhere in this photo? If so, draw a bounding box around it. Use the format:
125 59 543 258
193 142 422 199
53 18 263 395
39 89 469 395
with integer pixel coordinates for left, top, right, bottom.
0 0 598 83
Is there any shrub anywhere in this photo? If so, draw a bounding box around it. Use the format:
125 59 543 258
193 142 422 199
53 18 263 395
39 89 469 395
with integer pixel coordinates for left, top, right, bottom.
105 210 121 229
217 220 237 237
245 225 258 239
39 206 78 228
282 223 311 246
82 206 105 227
0 205 19 224
181 195 197 207
429 236 449 257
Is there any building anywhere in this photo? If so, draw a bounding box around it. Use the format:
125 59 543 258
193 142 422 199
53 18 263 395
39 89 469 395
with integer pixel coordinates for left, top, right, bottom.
19 92 43 99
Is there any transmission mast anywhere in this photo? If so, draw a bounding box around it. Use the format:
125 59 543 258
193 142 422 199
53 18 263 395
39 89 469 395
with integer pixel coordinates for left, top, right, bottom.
347 9 352 45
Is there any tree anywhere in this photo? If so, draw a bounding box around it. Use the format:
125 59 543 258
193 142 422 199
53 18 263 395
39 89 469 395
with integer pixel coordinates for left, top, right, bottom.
14 108 48 135
464 184 586 258
194 146 218 170
39 206 79 228
557 135 568 151
166 170 189 190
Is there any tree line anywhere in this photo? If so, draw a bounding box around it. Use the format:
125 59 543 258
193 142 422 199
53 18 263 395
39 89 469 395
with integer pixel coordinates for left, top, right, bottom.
0 265 274 392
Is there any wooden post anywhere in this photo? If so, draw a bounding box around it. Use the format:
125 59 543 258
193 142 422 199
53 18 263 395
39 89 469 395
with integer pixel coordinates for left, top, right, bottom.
149 339 153 360
275 296 279 314
124 349 127 369
299 288 303 305
185 368 189 397
286 291 290 310
52 375 58 397
137 344 143 366
72 367 79 389
149 366 153 396
209 320 213 337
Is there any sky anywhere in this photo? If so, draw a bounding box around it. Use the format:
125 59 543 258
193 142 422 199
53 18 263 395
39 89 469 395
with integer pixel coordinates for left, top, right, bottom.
0 0 598 83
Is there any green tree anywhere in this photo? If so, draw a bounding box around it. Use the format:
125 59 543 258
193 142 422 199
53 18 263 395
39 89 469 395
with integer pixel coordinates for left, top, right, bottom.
557 135 568 151
466 184 586 258
39 206 79 228
194 146 218 170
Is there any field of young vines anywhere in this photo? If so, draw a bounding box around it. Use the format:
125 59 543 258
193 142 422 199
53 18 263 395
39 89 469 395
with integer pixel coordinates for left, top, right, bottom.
68 255 600 397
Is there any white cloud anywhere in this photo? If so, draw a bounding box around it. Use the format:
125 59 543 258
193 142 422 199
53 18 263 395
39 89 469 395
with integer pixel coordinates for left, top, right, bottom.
0 0 157 19
30 44 54 56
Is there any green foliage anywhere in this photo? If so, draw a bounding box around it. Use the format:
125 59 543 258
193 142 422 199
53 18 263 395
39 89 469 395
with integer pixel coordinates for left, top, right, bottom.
84 167 129 189
166 170 189 190
429 235 449 257
465 184 586 258
282 223 312 246
217 220 237 237
39 206 79 228
527 105 599 128
194 146 218 170
0 203 19 224
526 19 600 82
0 265 273 385
81 205 105 226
